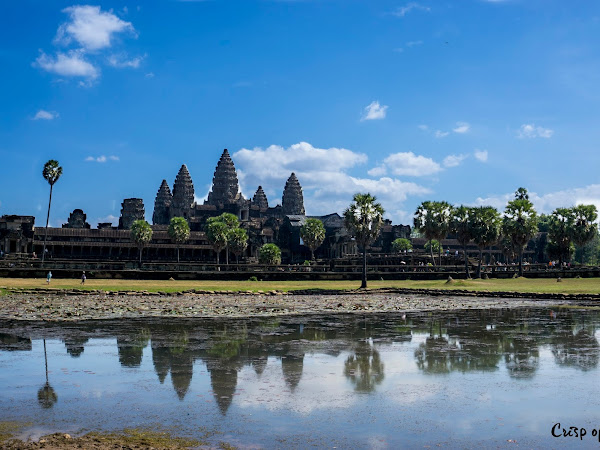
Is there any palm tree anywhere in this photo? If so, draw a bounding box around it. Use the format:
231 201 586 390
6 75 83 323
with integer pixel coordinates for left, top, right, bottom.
571 204 598 264
300 218 326 260
471 206 501 278
548 208 575 266
259 243 281 265
414 201 452 267
451 206 473 278
41 160 63 266
228 227 248 264
130 220 153 266
207 213 239 265
168 217 190 263
206 220 228 269
502 188 538 277
343 193 384 289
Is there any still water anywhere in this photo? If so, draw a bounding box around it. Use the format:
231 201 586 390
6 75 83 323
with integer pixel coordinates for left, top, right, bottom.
1 307 600 448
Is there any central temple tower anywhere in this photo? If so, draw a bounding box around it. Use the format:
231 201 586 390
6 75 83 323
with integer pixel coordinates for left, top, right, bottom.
206 149 242 206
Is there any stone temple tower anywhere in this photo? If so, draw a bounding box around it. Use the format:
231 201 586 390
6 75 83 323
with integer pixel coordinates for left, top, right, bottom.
152 179 172 225
281 173 305 215
252 186 268 209
119 198 145 229
206 149 241 206
171 165 195 220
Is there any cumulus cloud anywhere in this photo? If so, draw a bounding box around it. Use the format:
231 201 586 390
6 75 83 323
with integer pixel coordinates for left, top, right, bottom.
517 123 554 139
85 155 119 163
232 142 430 223
443 154 467 168
361 101 388 121
55 5 135 51
474 184 600 215
434 130 449 138
474 149 488 162
33 110 59 120
452 122 470 134
392 2 431 17
35 50 99 79
96 214 118 226
371 152 442 177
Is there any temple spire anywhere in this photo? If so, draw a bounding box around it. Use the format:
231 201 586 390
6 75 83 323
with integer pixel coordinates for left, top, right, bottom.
152 179 172 225
171 165 194 219
282 173 305 215
252 186 268 209
206 149 241 205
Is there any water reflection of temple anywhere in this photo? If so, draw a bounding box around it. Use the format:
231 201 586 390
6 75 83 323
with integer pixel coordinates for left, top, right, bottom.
2 309 600 414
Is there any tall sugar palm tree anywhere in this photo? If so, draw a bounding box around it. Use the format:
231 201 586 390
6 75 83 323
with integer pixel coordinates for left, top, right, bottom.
344 193 384 289
41 160 63 266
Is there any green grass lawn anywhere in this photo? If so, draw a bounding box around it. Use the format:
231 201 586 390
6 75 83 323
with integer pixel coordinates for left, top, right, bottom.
0 277 599 295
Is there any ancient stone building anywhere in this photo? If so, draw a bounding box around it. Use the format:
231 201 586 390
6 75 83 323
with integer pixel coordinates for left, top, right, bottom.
252 186 268 210
170 165 195 220
206 149 241 206
282 173 305 215
152 180 172 225
63 209 91 229
118 198 145 230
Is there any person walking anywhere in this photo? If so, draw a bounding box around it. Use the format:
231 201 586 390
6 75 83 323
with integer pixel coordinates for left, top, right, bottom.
46 271 52 284
81 271 86 285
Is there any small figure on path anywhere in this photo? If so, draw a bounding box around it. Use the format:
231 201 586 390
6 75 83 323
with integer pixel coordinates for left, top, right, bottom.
46 271 52 284
81 271 86 285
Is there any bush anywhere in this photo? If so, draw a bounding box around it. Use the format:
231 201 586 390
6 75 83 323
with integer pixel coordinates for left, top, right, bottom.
259 243 282 265
248 276 258 282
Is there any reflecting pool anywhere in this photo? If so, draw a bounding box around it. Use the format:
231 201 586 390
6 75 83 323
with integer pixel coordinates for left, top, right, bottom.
2 307 600 448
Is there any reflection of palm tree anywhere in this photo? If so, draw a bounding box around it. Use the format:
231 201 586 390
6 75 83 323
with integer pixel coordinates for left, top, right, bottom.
552 330 600 371
503 336 539 379
38 339 57 409
344 342 384 393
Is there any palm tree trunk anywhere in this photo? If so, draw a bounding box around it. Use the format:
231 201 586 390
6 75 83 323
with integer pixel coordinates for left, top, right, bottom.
429 241 436 268
361 246 367 289
463 244 470 278
139 246 143 266
518 247 523 277
216 250 220 271
225 246 229 266
177 247 180 263
438 245 442 268
477 248 483 278
41 184 53 266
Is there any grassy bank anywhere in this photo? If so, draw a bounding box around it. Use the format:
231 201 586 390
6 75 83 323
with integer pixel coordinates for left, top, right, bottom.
0 277 599 295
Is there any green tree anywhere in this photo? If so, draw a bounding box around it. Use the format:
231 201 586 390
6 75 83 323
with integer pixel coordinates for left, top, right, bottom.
424 240 442 255
471 206 501 278
41 160 63 265
413 201 452 267
259 243 281 265
451 206 474 278
300 218 326 260
131 220 153 266
343 193 385 289
392 238 412 253
502 188 538 277
571 204 598 264
207 213 239 265
206 220 228 267
548 208 575 266
168 217 190 263
228 227 248 263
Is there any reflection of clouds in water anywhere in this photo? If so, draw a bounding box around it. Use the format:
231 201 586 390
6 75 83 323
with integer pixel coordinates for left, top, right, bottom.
236 355 357 415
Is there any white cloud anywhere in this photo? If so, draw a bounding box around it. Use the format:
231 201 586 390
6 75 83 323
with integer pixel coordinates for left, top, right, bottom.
443 154 468 168
33 110 59 120
452 121 470 134
378 152 442 177
418 124 429 131
474 184 600 215
233 142 430 223
55 5 135 51
434 130 449 138
85 155 119 163
517 123 554 139
96 214 118 226
367 166 388 177
107 53 145 68
406 40 423 47
35 50 99 79
145 72 155 78
392 3 431 17
474 149 488 162
361 101 388 121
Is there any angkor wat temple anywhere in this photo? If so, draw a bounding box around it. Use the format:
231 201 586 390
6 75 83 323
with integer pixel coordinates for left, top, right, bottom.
0 149 410 264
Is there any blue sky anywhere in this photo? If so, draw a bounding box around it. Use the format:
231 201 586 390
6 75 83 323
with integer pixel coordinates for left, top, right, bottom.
1 0 600 227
